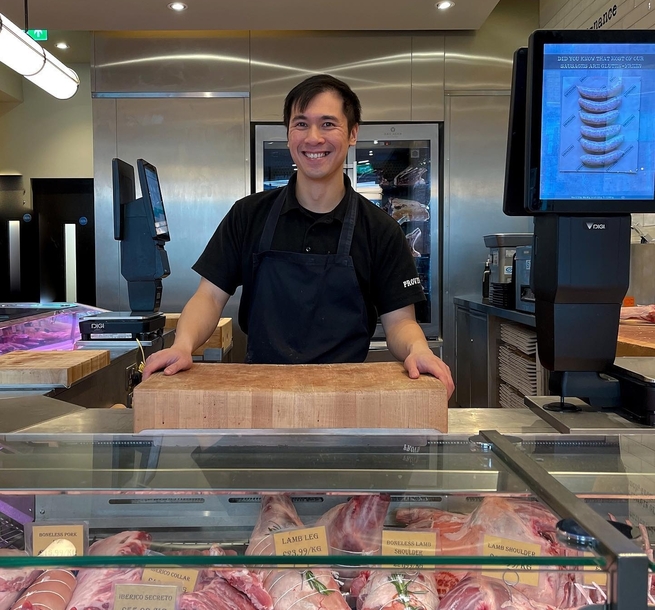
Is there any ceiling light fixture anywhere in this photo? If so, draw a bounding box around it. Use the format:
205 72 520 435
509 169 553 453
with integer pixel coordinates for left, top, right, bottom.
435 1 455 9
168 2 188 11
0 13 79 99
55 42 69 50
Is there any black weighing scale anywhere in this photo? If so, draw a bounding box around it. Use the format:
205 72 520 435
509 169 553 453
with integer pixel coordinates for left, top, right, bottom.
78 311 165 342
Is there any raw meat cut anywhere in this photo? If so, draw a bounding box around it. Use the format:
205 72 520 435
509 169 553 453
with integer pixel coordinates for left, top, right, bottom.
0 592 20 610
439 575 557 610
389 198 429 223
66 568 142 610
246 495 349 610
351 571 439 610
396 498 559 556
66 531 151 610
316 495 390 555
206 545 272 610
12 569 76 610
180 575 257 610
395 498 583 608
393 167 427 187
620 305 655 323
0 550 40 593
87 531 151 556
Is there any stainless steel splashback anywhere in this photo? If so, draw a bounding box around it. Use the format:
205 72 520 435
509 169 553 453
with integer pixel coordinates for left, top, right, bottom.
93 96 249 312
249 32 444 122
442 93 533 370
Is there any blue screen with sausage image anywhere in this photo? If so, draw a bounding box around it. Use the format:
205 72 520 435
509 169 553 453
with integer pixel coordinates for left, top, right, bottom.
540 43 655 201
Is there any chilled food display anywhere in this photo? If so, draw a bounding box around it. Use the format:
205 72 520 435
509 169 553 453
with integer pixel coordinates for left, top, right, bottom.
0 304 103 355
0 493 633 610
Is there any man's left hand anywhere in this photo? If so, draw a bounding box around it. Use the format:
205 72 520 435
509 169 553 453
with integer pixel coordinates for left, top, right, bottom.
404 348 454 398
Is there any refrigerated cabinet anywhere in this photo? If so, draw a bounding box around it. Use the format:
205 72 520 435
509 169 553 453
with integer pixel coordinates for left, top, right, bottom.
0 430 651 608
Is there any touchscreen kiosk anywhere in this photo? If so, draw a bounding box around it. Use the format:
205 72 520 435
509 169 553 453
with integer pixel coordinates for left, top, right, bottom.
525 30 655 214
505 29 655 413
112 158 170 313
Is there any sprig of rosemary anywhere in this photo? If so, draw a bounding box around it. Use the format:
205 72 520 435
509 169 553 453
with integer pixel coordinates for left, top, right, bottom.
305 570 330 595
388 573 425 610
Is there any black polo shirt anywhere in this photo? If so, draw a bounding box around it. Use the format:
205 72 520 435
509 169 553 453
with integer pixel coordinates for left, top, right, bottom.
193 173 425 335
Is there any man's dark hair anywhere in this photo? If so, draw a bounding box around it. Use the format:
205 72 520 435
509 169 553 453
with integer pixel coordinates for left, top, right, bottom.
283 74 362 133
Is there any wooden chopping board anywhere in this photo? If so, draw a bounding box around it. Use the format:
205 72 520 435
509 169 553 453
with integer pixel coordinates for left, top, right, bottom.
133 362 448 432
0 350 110 387
617 324 655 357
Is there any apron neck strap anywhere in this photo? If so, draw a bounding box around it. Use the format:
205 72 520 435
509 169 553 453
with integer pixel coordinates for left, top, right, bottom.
258 186 288 253
258 181 359 255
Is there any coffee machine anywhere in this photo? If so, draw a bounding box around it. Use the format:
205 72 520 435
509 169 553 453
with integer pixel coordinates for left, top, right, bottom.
484 233 533 309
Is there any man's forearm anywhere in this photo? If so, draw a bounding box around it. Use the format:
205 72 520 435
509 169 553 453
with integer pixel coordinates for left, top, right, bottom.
172 290 226 354
385 316 432 361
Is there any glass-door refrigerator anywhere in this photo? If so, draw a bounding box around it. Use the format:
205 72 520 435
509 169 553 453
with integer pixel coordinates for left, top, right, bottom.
254 123 441 343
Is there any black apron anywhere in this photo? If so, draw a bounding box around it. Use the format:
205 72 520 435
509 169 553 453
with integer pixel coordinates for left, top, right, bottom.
245 185 370 364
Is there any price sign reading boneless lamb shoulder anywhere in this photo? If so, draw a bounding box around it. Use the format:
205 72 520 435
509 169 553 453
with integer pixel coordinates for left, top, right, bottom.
272 526 329 556
113 583 178 610
381 530 439 558
481 535 542 588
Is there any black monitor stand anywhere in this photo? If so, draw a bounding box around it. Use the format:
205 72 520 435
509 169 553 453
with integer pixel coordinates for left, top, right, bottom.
532 214 632 414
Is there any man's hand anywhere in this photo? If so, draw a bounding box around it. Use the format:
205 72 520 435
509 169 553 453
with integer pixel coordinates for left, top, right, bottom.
381 305 455 399
404 347 454 398
141 347 193 381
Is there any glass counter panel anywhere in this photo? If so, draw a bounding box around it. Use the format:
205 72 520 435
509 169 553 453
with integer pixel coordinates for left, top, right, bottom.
0 432 622 610
515 434 655 574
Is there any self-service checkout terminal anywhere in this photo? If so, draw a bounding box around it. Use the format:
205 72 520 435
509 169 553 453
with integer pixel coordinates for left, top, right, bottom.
505 29 655 429
78 158 170 343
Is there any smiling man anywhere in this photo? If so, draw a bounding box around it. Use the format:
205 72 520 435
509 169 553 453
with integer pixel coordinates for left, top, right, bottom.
142 75 454 397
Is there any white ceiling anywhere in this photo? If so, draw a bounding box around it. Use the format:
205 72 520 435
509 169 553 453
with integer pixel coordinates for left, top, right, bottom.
2 0 502 32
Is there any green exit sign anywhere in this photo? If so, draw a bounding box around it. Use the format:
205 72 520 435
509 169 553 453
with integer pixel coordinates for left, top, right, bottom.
27 30 48 41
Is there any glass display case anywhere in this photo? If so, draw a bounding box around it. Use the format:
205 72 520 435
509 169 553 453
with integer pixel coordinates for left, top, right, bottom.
0 303 104 354
0 430 650 609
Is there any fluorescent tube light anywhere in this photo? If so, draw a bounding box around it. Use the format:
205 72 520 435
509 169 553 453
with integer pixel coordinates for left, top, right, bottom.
0 13 79 99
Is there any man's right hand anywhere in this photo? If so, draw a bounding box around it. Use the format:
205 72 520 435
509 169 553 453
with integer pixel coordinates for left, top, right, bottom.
141 347 193 381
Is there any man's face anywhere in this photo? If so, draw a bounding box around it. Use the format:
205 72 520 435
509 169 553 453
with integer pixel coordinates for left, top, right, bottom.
287 91 358 184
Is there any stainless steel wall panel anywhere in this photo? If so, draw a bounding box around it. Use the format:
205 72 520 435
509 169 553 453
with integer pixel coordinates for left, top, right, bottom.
93 33 250 93
93 98 121 311
411 35 445 122
444 0 538 92
94 97 249 313
441 93 532 377
250 32 413 122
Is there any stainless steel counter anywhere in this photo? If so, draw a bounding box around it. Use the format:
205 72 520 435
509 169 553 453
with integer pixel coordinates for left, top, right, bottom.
14 407 558 435
453 294 536 327
0 396 85 432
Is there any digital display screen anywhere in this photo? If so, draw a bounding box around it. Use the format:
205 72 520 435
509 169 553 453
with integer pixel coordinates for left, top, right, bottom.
539 42 655 201
144 165 169 236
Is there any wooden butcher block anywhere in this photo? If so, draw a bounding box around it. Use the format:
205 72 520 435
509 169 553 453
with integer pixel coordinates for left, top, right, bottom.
617 323 655 357
133 362 448 432
0 350 110 387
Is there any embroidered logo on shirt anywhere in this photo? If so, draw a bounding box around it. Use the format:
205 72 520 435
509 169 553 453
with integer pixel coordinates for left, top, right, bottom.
403 277 421 288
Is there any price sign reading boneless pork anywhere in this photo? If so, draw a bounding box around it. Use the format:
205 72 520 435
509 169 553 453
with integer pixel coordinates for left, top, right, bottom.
113 583 178 610
481 535 542 588
272 526 330 556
